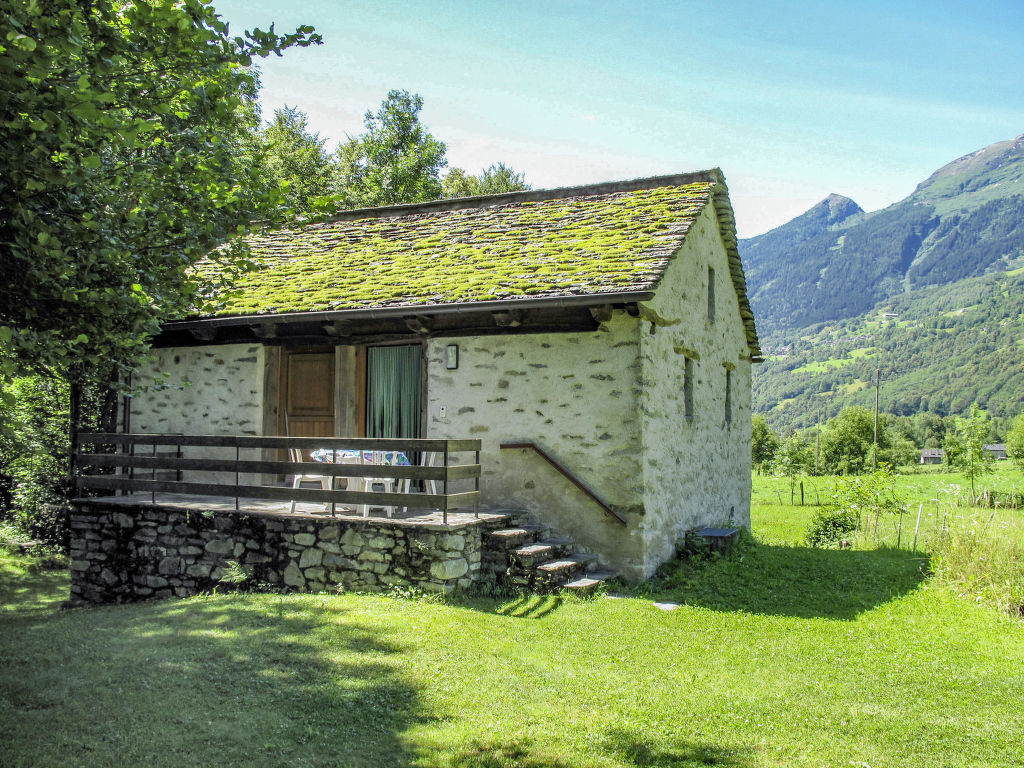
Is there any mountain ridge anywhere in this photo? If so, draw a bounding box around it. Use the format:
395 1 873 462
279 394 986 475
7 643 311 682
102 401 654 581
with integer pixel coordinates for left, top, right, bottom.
740 133 1024 332
744 133 1024 429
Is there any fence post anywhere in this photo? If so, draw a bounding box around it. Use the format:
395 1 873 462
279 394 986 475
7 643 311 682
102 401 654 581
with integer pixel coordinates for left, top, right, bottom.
443 443 450 526
151 441 157 504
474 446 480 519
234 444 240 512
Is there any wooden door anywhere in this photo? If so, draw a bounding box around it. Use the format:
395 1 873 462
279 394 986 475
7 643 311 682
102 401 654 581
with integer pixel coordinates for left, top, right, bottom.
282 351 335 438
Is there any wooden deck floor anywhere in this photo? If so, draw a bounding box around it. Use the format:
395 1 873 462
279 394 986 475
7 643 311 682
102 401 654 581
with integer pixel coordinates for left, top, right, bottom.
76 493 508 528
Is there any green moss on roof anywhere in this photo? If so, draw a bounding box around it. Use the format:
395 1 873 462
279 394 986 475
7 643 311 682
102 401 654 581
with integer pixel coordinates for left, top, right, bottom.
199 182 716 317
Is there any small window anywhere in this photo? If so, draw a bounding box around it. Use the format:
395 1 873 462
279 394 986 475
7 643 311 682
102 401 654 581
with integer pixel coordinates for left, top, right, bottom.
684 357 694 421
724 368 732 426
707 266 716 322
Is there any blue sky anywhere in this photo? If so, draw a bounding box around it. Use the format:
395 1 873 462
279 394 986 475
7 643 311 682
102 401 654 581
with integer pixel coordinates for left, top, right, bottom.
215 0 1024 237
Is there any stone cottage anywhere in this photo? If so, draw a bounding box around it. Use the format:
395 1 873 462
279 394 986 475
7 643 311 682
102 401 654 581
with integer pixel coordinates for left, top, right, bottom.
126 169 761 580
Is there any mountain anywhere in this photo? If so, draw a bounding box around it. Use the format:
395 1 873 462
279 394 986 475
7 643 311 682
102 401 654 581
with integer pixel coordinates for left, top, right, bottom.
752 268 1024 431
741 134 1024 332
743 134 1024 431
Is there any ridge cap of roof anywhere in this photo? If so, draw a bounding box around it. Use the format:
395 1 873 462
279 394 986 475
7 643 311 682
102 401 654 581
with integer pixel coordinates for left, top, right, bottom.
318 168 725 224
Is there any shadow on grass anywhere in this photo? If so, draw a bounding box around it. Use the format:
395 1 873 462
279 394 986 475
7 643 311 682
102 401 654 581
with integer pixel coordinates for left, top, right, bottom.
0 557 69 618
0 579 430 767
631 540 929 621
601 727 753 767
493 593 563 619
445 729 752 767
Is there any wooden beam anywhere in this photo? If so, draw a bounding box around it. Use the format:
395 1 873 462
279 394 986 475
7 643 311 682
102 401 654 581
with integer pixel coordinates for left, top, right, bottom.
75 476 480 511
492 309 523 327
588 304 613 324
250 323 279 339
78 452 481 482
404 315 432 334
322 321 351 337
190 325 216 341
77 432 482 453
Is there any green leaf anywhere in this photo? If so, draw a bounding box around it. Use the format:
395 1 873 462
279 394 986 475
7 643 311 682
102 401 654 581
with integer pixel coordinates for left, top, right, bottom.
82 155 101 169
9 34 37 51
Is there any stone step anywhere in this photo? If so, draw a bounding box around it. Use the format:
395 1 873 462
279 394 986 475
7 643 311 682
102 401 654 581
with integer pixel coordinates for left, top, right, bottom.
511 537 575 568
485 525 549 553
533 553 598 587
563 569 618 592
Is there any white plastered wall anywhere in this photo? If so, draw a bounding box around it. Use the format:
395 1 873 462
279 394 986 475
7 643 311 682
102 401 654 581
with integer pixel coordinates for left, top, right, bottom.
423 314 647 577
128 343 269 484
638 203 753 573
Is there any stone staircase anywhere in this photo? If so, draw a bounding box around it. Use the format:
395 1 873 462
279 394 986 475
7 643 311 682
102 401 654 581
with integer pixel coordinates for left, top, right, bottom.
482 518 617 593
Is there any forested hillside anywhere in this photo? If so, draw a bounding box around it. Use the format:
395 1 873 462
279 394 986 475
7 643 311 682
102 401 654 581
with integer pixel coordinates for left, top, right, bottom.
753 268 1024 432
745 134 1024 431
741 135 1024 332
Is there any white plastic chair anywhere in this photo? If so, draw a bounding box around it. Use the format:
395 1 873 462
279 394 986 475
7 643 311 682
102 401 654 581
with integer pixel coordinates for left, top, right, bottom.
357 451 412 518
420 451 440 497
288 448 332 513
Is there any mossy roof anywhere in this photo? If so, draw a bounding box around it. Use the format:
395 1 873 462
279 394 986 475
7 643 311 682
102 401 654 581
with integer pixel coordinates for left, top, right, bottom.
197 169 760 358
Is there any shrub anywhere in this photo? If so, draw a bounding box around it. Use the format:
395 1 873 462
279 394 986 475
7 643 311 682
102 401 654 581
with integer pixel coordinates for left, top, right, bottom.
0 377 71 551
805 506 858 547
807 466 905 547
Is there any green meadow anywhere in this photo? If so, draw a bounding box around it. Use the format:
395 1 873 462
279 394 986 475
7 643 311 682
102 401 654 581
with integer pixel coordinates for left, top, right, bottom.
2 467 1022 768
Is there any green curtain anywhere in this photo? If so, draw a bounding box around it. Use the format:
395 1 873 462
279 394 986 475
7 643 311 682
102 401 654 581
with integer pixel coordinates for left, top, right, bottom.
366 345 422 439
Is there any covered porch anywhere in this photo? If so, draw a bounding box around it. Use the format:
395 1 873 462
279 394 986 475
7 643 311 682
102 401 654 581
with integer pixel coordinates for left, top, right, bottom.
68 433 506 602
74 433 483 525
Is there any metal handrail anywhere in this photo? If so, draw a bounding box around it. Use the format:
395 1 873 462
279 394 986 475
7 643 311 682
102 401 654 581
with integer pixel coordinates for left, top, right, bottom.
499 441 627 526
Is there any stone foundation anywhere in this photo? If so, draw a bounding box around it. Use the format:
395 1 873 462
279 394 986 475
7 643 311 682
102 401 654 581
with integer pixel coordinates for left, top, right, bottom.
69 501 510 604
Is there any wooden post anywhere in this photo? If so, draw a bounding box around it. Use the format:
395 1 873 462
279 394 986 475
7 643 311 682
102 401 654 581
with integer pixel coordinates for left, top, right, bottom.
912 503 923 551
872 368 879 472
800 481 804 506
815 411 821 476
896 506 904 548
67 377 82 501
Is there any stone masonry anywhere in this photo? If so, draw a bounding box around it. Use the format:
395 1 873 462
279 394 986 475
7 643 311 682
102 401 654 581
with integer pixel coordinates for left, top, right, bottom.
69 502 510 604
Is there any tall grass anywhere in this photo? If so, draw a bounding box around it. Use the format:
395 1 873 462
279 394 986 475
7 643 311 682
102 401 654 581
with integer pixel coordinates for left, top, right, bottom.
754 466 1024 618
928 503 1024 618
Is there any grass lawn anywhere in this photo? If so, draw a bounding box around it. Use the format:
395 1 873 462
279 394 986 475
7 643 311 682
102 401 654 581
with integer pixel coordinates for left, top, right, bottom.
2 471 1023 767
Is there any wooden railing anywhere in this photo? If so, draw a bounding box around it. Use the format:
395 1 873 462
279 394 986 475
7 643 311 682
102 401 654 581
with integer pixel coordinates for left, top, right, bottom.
499 441 626 526
76 433 481 525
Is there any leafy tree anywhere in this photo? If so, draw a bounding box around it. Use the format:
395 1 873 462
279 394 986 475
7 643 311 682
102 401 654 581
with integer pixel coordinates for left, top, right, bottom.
441 167 480 199
943 402 994 497
337 90 447 207
913 411 946 448
808 465 904 546
751 415 779 474
260 106 337 215
885 435 920 468
1007 413 1024 473
774 433 813 503
442 162 530 199
0 372 118 549
0 0 320 389
477 162 530 194
820 407 885 475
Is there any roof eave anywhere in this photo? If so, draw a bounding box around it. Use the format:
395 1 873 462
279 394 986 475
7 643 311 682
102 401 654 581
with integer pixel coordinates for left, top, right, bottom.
162 290 657 332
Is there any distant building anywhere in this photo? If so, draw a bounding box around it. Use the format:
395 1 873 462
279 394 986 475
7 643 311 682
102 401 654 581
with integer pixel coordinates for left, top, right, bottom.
983 444 1008 461
921 448 944 464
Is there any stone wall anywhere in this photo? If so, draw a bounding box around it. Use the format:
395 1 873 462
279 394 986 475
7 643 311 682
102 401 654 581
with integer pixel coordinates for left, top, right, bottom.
423 314 646 577
638 202 753 572
69 502 507 604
